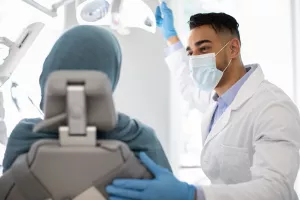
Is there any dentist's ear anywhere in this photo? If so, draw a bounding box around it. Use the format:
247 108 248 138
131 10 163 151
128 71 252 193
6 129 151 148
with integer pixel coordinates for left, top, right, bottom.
230 38 241 58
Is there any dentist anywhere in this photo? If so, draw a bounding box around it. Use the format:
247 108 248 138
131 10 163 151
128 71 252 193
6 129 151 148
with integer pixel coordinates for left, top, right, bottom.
106 2 300 200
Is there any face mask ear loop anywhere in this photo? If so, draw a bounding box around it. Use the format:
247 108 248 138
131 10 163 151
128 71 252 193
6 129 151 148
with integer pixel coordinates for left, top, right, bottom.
223 59 232 73
216 41 231 56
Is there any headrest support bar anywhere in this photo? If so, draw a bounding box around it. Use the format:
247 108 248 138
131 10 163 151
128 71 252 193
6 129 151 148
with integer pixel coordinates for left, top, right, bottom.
59 83 97 146
67 85 86 135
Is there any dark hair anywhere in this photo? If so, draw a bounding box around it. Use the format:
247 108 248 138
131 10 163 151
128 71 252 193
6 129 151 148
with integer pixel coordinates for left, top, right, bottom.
189 13 240 41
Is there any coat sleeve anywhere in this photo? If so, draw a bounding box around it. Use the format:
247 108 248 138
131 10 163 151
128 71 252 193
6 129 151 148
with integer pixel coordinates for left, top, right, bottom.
165 48 211 113
200 101 300 200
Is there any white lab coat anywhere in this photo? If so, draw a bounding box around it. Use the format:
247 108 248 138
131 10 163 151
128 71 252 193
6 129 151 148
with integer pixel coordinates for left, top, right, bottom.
165 48 300 200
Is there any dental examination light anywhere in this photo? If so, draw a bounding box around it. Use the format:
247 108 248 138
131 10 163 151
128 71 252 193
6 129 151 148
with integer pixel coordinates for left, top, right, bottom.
0 22 44 87
76 0 156 35
21 0 157 35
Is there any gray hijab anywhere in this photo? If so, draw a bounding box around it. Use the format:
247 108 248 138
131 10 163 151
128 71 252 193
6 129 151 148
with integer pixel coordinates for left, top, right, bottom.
39 25 122 109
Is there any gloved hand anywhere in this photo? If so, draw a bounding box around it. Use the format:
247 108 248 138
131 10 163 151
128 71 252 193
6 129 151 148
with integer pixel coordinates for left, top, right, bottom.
155 2 177 40
106 152 196 200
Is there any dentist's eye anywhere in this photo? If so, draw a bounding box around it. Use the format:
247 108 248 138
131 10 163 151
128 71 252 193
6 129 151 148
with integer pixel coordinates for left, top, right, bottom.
199 46 211 53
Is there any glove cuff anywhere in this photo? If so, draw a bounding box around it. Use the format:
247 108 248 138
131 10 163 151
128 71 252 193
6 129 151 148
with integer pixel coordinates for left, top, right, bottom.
165 30 177 40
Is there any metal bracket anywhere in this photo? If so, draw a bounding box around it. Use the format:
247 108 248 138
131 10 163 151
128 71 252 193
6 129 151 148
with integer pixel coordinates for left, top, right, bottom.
59 126 96 146
67 85 86 135
59 85 96 146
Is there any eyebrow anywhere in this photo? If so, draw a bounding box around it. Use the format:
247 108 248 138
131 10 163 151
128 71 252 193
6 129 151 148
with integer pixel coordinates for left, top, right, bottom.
186 40 212 51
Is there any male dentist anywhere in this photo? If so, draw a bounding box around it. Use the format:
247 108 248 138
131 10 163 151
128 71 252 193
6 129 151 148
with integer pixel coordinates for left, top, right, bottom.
106 2 300 200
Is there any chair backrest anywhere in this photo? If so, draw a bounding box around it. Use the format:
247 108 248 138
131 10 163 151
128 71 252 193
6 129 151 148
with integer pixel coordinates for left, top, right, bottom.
0 71 152 200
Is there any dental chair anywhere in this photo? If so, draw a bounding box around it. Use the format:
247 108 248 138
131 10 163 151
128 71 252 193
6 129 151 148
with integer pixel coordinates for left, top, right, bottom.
0 71 153 200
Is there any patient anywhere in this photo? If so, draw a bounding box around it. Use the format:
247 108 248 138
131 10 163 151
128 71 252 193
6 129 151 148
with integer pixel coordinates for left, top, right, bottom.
2 25 171 173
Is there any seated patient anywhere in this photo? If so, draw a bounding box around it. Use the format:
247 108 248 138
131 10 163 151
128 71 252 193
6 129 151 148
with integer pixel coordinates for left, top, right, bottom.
2 25 171 173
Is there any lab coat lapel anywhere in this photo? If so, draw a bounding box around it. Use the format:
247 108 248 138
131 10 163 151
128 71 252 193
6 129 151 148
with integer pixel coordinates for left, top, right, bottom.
201 102 217 145
203 64 265 146
204 107 232 146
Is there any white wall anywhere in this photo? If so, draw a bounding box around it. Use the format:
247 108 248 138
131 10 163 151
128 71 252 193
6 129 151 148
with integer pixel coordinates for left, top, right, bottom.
113 29 171 158
294 0 300 106
112 1 182 173
237 0 295 100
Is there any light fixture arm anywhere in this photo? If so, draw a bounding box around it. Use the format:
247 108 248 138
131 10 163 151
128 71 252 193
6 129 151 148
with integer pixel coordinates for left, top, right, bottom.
0 37 14 48
22 0 157 35
111 0 122 13
0 22 44 87
22 0 75 17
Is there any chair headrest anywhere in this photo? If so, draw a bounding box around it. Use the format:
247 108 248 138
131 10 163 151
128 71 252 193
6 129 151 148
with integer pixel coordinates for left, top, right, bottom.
34 70 117 133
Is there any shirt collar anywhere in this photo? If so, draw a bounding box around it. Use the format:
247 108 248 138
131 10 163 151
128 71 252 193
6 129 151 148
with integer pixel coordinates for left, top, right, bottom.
213 64 256 106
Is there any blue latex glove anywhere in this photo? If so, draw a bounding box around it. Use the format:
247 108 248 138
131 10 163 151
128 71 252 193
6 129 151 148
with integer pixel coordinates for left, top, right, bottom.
106 152 196 200
155 2 177 40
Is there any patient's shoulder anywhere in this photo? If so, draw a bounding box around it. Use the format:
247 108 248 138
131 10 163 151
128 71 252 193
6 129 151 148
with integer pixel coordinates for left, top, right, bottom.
9 118 42 138
119 113 160 144
118 112 156 134
117 114 171 170
8 118 57 142
15 118 42 127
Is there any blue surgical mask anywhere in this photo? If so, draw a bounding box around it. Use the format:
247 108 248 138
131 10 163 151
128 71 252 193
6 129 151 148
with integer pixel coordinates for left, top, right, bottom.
189 41 232 92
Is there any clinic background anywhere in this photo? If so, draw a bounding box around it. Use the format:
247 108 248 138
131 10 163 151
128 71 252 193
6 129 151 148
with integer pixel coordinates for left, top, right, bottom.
0 0 300 195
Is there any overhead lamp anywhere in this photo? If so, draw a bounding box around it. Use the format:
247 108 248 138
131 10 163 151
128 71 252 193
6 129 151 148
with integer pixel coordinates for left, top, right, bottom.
0 22 44 87
76 0 156 35
22 0 157 35
77 0 110 22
